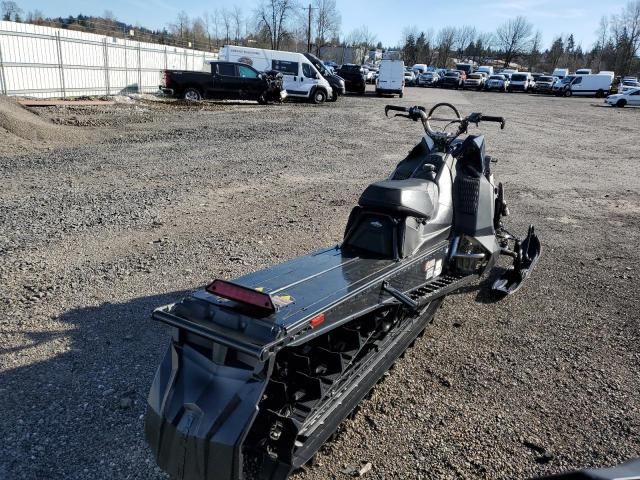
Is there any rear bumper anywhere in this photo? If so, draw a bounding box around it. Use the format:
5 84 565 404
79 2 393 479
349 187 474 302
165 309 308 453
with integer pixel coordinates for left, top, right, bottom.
376 87 403 94
145 342 270 480
160 87 175 96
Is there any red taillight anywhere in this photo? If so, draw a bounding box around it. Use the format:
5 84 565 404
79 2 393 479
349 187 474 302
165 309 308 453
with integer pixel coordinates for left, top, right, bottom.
309 313 325 328
206 279 275 314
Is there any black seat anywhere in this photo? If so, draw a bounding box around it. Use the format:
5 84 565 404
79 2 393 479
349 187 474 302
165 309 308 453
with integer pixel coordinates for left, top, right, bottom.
358 178 438 219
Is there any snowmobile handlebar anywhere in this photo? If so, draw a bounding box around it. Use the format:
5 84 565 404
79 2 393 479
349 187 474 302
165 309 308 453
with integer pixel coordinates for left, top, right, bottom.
385 104 506 143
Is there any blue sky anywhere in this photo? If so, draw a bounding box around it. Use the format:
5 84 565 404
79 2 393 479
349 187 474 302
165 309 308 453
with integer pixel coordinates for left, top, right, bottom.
17 0 621 49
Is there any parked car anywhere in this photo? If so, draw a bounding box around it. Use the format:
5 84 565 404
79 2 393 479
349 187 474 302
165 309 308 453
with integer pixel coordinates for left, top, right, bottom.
365 67 378 83
509 72 535 92
412 64 429 76
218 45 332 103
533 75 556 94
463 73 485 90
441 70 463 88
476 65 494 76
455 63 473 76
376 59 404 97
620 80 640 93
337 64 367 94
418 71 440 87
552 75 576 96
605 87 640 107
159 61 286 103
485 74 509 92
552 67 569 79
303 53 345 101
404 69 416 86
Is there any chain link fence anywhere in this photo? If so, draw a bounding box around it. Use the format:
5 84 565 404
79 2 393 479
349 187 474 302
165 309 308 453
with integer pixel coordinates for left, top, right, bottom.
0 21 217 98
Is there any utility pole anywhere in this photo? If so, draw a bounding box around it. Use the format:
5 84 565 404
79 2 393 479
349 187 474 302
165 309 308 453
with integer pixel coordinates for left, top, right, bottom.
307 4 312 53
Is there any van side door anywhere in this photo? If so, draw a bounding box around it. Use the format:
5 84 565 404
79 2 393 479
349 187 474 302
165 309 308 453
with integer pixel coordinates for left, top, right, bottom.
300 63 319 97
272 60 302 97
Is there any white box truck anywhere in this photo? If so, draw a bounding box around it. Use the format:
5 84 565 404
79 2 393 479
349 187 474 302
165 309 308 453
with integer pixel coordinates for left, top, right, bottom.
569 73 613 97
376 60 404 97
218 45 333 103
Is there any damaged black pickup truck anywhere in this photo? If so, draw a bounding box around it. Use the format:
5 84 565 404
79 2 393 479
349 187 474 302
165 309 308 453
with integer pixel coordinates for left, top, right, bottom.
160 61 287 104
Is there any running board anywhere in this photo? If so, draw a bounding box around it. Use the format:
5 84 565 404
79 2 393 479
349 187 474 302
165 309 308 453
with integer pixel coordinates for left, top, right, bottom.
291 272 474 468
492 225 541 295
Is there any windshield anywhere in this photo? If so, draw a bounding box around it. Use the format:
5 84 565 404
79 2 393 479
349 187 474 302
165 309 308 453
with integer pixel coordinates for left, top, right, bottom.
539 76 553 82
511 74 527 81
489 75 504 80
561 76 575 84
468 74 482 79
445 72 459 77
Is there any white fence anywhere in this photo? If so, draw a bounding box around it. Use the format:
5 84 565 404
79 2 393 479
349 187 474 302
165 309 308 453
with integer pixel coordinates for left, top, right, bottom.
0 21 217 98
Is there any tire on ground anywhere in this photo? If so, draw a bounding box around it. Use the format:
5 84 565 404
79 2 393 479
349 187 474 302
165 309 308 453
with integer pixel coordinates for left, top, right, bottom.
183 87 202 101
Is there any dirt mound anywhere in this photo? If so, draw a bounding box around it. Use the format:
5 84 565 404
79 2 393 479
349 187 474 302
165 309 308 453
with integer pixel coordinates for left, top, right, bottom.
0 96 88 155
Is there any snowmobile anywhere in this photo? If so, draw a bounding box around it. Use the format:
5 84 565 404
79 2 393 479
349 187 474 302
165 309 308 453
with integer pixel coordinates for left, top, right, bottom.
144 103 541 480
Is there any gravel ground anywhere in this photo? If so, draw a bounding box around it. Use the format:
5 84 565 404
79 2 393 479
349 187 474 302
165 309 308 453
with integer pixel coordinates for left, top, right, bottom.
1 87 639 480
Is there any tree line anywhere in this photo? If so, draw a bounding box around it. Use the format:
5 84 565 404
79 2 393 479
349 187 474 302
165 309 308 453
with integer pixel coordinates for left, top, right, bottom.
1 0 639 75
0 0 352 55
400 1 640 76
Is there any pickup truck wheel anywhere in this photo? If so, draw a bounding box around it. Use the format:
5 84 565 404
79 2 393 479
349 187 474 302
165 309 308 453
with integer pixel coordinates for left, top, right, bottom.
313 89 327 104
183 88 202 101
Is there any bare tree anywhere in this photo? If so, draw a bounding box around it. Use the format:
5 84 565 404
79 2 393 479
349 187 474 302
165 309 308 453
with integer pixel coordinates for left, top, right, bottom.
213 8 221 47
170 11 190 40
1 1 22 21
455 25 477 56
527 30 542 71
548 36 564 69
495 16 533 67
221 8 232 45
313 0 341 55
256 0 296 50
345 26 376 63
594 16 609 70
614 0 640 73
202 11 213 50
232 6 243 44
436 26 457 67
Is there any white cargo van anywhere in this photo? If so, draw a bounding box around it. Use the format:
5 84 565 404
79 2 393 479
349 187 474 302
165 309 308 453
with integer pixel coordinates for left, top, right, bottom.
477 66 494 76
218 45 332 103
376 60 404 97
569 73 612 97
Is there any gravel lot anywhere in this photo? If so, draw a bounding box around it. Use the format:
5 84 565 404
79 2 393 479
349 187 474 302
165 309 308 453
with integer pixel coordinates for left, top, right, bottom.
1 87 639 480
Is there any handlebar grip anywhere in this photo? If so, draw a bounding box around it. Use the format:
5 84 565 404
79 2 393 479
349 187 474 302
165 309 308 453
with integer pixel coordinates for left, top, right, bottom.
385 105 409 117
480 115 506 129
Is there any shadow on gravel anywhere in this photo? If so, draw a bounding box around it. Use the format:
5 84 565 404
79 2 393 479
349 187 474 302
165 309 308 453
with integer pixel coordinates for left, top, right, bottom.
1 289 189 479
